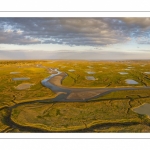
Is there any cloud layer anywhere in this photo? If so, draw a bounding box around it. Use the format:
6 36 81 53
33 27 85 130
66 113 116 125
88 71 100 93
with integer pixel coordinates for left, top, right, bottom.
1 18 150 46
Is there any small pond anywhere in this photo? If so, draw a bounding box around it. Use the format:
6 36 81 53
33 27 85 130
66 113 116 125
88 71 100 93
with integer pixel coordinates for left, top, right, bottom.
133 103 150 116
12 77 30 81
86 71 96 74
125 79 139 84
141 65 145 67
85 76 96 80
87 66 93 68
61 66 66 68
125 69 130 70
68 69 75 72
118 72 128 75
144 72 150 74
10 72 20 74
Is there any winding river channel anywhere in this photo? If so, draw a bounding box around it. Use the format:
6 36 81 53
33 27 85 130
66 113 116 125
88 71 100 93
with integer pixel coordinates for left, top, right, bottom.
2 68 150 132
41 68 150 102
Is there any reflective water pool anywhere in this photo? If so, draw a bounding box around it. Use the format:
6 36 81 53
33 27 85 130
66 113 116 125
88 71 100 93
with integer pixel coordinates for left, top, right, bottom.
125 79 139 84
87 66 93 68
86 71 96 74
133 103 150 116
68 69 75 72
144 72 150 74
85 76 96 80
10 72 20 74
12 77 30 81
125 69 131 70
118 72 128 75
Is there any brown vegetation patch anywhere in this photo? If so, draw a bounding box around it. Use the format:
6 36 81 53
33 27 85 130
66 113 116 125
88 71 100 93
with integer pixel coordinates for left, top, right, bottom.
67 89 108 100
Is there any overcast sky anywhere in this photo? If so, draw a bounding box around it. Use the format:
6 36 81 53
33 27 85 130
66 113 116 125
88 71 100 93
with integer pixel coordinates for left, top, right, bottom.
0 17 150 60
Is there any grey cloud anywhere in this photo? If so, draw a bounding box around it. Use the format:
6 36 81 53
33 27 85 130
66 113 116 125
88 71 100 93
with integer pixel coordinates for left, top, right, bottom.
0 18 150 46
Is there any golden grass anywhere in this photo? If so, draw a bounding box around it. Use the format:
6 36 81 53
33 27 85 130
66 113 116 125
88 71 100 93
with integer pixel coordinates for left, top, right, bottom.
91 89 150 101
1 60 150 132
94 124 150 132
11 99 142 132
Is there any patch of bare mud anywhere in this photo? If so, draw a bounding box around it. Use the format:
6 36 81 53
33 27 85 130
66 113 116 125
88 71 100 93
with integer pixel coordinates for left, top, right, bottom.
67 89 108 100
49 72 66 86
15 83 34 90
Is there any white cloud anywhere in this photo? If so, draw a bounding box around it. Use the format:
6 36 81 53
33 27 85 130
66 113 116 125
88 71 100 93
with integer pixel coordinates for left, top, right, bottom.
16 29 23 34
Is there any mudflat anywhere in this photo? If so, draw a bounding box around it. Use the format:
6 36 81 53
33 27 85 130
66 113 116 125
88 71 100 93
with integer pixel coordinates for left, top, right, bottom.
49 72 66 86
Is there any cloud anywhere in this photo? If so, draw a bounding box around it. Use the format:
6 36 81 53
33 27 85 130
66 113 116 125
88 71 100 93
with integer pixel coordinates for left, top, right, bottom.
0 18 150 46
120 18 150 28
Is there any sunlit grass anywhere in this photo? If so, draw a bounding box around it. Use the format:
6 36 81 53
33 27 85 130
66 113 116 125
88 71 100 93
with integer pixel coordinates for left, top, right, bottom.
1 60 150 132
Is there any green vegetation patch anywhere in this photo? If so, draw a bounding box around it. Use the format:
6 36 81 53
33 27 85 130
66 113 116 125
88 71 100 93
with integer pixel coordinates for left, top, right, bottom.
92 89 150 101
11 100 142 132
0 63 55 106
0 108 10 132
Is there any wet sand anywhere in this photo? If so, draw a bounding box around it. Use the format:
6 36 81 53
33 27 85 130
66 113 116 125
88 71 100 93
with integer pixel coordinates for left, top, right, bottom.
49 72 66 87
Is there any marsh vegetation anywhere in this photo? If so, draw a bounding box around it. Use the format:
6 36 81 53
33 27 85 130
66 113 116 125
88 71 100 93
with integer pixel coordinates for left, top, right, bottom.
0 60 150 132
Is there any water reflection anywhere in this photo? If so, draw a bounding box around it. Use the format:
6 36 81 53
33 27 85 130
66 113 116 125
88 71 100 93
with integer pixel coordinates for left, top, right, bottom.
12 77 30 81
85 76 96 80
118 72 128 75
125 79 138 84
133 103 150 116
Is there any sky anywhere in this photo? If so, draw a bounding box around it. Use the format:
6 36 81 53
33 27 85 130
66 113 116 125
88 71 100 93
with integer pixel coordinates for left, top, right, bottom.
0 17 150 60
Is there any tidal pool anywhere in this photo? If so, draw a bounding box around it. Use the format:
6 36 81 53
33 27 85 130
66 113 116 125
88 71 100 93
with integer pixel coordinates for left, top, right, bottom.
144 72 150 74
85 76 96 80
133 103 150 117
12 77 30 81
86 71 96 74
87 66 93 68
125 79 139 84
125 69 130 70
68 69 75 72
118 72 128 75
10 72 20 74
61 66 66 68
141 65 145 67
